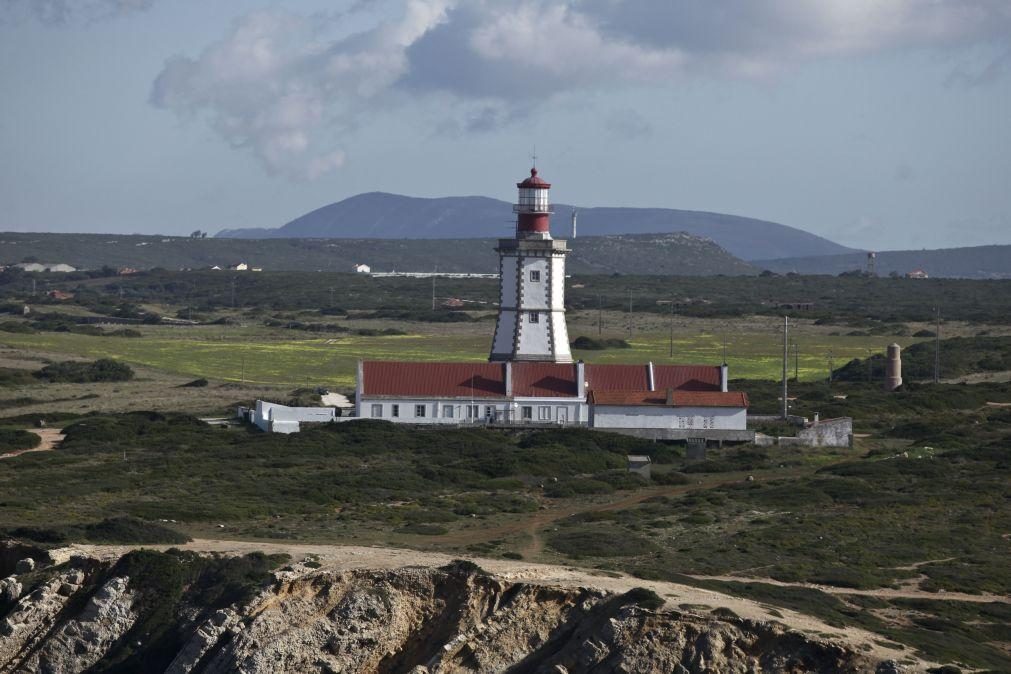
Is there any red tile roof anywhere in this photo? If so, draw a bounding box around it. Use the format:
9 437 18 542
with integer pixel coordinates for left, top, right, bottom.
589 390 748 408
511 363 578 397
584 364 721 392
361 361 724 399
362 361 505 398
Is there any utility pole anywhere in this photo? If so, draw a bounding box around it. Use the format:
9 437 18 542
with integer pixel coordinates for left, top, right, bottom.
240 352 245 384
669 301 675 358
934 307 941 383
597 294 602 336
866 349 873 384
827 350 834 386
622 289 630 337
431 275 436 311
781 316 789 419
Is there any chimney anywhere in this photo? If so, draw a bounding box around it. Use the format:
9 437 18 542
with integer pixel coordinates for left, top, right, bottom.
646 361 655 392
576 360 585 399
665 387 674 406
505 361 513 397
720 364 729 393
814 412 820 424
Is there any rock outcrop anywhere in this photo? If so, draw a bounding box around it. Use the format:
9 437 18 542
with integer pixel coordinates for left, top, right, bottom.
0 548 888 673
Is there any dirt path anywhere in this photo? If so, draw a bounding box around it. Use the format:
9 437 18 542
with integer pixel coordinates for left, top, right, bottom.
688 573 1010 604
0 428 64 459
71 537 932 669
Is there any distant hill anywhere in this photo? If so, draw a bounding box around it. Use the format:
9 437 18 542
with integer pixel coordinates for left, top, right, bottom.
0 232 756 276
754 244 1011 279
216 192 853 261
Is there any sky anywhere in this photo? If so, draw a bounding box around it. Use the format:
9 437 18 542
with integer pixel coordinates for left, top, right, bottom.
1 0 1010 251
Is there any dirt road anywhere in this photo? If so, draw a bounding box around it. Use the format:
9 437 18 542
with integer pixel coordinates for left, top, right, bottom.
71 537 933 669
0 428 64 459
688 573 1010 605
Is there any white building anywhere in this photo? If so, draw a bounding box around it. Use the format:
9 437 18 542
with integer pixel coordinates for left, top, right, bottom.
353 263 371 273
15 262 77 273
248 400 336 434
271 166 752 441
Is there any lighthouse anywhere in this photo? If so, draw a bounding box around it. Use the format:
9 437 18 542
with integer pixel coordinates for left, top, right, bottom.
489 167 573 363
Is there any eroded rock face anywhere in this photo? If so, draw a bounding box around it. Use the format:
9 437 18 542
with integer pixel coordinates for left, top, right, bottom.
0 554 881 674
187 566 874 674
20 576 136 674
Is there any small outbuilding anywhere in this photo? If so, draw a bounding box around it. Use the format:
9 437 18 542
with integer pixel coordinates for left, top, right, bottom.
626 455 652 479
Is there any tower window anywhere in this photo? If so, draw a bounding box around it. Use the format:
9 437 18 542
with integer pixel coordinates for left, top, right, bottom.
528 312 540 323
529 270 541 282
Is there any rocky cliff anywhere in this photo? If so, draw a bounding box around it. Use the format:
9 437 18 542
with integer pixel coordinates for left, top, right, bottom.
0 543 899 673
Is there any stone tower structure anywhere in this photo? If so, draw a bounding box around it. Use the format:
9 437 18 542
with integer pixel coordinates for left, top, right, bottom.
489 167 572 363
884 343 902 391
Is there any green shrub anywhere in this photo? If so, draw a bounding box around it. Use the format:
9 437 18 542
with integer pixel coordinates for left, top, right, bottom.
548 526 657 558
653 470 689 485
395 523 448 536
108 328 143 338
0 321 35 334
180 378 209 388
0 428 40 452
621 587 664 610
35 358 134 383
570 336 631 350
0 368 37 386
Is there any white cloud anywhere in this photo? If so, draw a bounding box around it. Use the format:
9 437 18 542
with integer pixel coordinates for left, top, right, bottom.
151 0 1011 178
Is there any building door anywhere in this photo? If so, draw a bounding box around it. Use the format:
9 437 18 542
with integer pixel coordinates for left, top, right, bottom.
556 407 568 424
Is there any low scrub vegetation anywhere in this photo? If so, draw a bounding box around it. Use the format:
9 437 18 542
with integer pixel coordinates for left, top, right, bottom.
570 336 631 350
34 358 134 383
0 428 40 452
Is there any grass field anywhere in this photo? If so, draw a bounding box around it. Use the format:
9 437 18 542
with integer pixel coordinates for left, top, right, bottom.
0 315 930 388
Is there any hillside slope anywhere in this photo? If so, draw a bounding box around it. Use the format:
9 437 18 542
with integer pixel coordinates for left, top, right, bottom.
216 192 853 261
0 232 756 276
755 244 1011 279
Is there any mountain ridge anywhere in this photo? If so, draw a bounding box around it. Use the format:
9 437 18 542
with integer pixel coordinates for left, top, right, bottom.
216 191 854 261
755 244 1011 279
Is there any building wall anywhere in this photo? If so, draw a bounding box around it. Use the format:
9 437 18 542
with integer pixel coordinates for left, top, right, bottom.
516 255 552 357
591 405 746 430
797 418 853 447
253 400 336 433
358 396 586 425
491 253 519 357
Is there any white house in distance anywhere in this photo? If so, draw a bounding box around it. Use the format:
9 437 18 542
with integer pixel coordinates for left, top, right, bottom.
353 263 371 273
349 166 752 443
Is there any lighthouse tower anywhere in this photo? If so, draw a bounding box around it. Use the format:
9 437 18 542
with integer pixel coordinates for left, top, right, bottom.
489 167 572 363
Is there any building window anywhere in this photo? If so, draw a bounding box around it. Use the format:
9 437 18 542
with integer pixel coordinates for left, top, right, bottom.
485 406 495 420
538 406 551 420
521 406 533 420
391 404 400 418
371 404 382 418
466 404 480 419
528 311 540 323
443 405 454 418
529 270 541 282
415 404 427 418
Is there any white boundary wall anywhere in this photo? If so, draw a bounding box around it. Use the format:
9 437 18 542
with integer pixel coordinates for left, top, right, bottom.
591 405 746 431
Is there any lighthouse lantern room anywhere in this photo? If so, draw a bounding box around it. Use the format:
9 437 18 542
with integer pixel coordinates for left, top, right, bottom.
490 167 573 363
